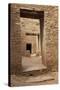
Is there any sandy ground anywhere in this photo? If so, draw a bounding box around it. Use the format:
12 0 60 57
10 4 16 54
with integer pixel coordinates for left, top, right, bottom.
11 71 58 87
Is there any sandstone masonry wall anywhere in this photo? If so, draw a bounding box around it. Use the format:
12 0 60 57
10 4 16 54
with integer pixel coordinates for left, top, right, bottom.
10 4 58 74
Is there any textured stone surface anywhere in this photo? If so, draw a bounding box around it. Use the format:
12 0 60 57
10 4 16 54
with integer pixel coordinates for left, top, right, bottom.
22 56 47 72
10 4 58 74
11 72 58 86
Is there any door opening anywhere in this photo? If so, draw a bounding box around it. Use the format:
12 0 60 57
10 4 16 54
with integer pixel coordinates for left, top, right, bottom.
26 43 32 54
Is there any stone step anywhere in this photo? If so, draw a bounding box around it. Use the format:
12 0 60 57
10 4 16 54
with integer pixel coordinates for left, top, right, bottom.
22 64 47 72
11 73 54 86
22 65 47 76
24 74 54 83
22 56 47 75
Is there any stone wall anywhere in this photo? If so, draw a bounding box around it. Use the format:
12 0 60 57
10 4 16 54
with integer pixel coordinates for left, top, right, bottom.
20 18 41 56
9 4 58 74
10 4 22 74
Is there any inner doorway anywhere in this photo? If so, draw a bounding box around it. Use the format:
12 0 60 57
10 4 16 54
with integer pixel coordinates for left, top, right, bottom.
26 43 32 54
20 9 44 72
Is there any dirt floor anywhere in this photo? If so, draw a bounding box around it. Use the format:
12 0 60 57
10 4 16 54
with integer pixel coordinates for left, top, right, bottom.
10 71 58 87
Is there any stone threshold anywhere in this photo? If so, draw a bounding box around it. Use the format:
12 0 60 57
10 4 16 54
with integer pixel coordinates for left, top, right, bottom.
11 72 55 86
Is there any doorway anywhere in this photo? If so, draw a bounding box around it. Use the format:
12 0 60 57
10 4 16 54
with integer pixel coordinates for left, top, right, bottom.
20 9 44 72
26 43 32 54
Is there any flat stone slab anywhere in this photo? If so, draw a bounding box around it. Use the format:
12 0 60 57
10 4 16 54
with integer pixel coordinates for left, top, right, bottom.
22 56 47 72
11 72 57 86
22 64 47 72
25 74 54 83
